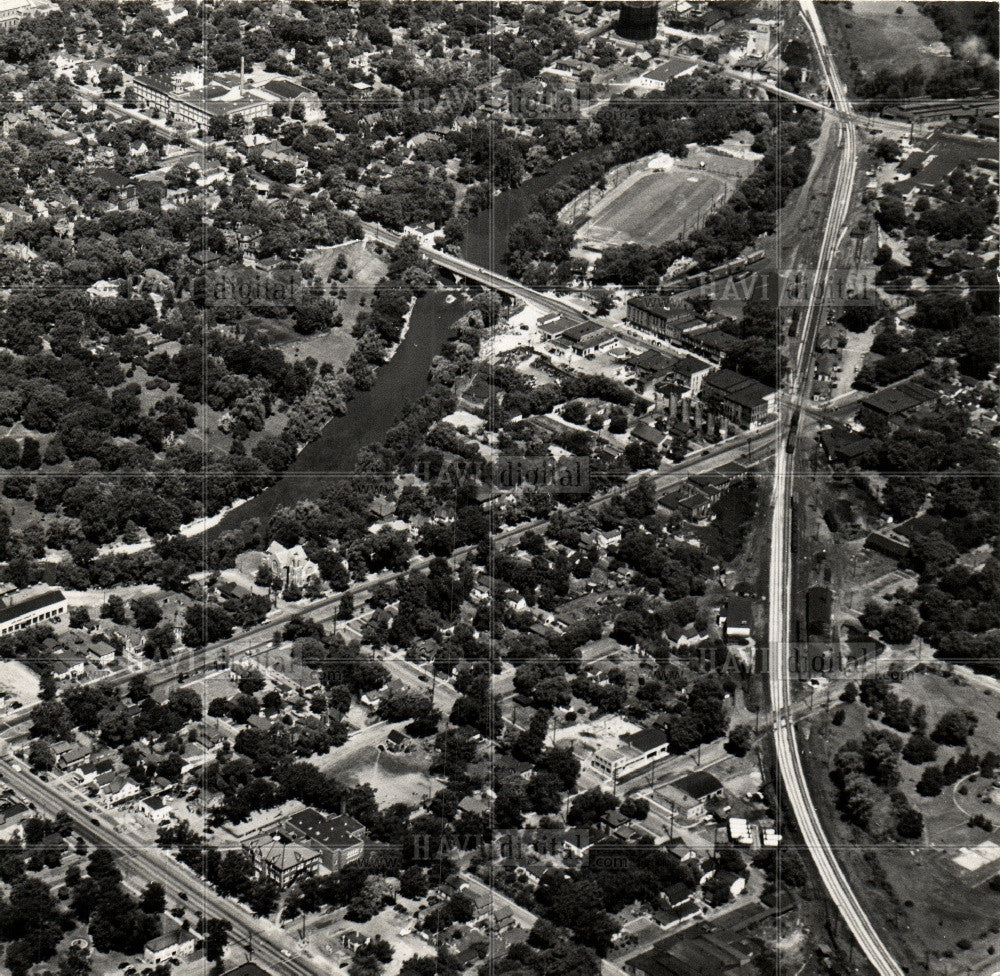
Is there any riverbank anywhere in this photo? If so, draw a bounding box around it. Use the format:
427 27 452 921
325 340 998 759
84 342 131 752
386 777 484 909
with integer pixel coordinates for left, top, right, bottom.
206 286 471 540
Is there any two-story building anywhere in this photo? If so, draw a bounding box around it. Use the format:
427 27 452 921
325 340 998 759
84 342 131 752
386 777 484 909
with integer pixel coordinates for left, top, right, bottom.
282 807 367 872
700 368 776 428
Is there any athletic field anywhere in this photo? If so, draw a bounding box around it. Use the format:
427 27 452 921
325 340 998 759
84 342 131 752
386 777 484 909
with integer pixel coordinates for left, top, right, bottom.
576 143 759 249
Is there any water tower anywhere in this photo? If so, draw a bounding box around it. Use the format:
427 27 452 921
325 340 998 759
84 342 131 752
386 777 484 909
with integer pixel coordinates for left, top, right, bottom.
617 1 659 41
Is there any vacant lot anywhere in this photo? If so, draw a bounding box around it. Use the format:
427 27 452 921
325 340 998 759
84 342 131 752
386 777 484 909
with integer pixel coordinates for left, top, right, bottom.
819 1 948 84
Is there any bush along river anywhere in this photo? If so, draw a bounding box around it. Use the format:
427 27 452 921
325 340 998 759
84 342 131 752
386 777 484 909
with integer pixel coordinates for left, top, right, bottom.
209 151 597 540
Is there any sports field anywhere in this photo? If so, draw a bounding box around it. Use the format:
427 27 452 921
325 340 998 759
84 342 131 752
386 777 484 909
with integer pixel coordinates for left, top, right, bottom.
577 145 759 249
580 169 729 247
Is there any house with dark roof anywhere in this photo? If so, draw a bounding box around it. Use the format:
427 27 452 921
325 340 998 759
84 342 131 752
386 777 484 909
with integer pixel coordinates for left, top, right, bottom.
656 770 725 822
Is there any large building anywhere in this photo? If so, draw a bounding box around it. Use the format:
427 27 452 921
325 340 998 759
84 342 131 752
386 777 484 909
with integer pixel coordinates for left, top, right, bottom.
626 295 703 340
858 379 938 431
700 369 775 428
282 807 367 872
591 727 671 784
617 0 658 41
243 835 322 888
0 590 69 638
0 0 52 29
131 73 273 134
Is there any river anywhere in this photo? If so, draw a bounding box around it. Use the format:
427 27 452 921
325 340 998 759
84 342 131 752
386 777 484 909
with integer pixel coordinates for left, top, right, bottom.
210 150 597 539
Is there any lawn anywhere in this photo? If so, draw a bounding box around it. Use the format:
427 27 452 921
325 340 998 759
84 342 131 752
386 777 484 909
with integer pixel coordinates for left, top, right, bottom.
801 668 1000 973
818 1 948 87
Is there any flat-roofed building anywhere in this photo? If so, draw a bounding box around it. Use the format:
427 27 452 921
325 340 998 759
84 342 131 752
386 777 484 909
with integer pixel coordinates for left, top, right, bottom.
282 807 366 872
591 726 671 784
0 590 68 638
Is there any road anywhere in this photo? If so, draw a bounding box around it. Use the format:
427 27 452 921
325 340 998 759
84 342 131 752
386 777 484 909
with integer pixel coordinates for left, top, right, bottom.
0 757 325 976
766 6 904 976
2 419 772 746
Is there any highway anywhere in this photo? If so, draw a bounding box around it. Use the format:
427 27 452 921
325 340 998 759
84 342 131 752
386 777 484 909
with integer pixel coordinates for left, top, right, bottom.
766 5 904 976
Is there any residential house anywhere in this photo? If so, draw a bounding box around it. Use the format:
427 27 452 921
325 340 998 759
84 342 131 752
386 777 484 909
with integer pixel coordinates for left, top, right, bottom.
656 770 725 822
384 729 412 754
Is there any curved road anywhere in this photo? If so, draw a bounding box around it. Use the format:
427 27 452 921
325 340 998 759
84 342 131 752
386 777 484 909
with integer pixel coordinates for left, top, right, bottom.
767 5 904 976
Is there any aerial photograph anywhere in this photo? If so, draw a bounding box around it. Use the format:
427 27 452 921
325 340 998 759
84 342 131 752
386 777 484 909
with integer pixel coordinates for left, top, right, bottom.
0 0 996 975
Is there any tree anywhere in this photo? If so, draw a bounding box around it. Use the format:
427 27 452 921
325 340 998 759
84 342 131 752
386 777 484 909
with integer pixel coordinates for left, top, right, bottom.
725 724 753 757
100 595 127 624
916 764 944 797
38 669 58 702
57 943 91 976
139 882 166 915
619 797 649 821
931 709 978 746
338 592 354 620
28 739 55 771
202 918 230 962
130 596 162 630
902 733 937 765
567 789 618 827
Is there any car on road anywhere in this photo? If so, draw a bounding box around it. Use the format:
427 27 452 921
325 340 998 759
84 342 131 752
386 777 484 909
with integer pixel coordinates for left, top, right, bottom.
89 818 99 826
178 892 188 901
281 949 293 958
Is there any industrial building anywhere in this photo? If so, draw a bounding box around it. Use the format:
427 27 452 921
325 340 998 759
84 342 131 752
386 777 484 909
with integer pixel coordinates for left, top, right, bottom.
0 590 69 638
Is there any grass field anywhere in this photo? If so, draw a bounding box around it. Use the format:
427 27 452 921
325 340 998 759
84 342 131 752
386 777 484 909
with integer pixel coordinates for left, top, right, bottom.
801 669 1000 973
580 169 731 247
818 1 948 87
